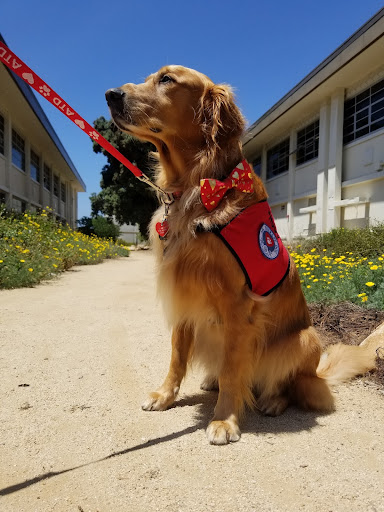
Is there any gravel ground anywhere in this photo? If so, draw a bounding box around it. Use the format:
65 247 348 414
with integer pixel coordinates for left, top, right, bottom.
1 251 383 512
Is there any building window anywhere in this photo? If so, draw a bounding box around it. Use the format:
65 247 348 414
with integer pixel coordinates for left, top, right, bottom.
43 164 51 191
266 138 289 179
30 150 40 182
12 196 26 213
60 182 66 202
252 156 262 176
296 120 319 165
343 78 384 144
0 191 6 204
53 175 59 197
0 114 4 155
12 129 25 170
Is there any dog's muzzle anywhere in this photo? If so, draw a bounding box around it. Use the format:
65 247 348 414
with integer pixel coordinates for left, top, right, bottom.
105 88 125 107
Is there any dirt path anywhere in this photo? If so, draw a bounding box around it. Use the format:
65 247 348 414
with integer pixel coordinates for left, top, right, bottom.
1 251 383 512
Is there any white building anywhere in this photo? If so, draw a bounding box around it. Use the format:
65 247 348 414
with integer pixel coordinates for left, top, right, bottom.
243 8 384 240
117 222 140 244
0 34 85 228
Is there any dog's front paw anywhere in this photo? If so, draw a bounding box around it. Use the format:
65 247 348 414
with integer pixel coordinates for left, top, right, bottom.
141 390 176 411
206 419 241 445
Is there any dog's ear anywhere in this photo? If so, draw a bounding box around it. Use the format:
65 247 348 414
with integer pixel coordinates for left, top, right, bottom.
200 84 245 148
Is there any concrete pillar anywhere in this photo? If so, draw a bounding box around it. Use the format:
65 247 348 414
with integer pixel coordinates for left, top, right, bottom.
287 129 297 242
316 101 330 234
327 88 344 230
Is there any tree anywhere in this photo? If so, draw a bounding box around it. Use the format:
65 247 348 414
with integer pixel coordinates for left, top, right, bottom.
77 215 120 241
90 117 158 236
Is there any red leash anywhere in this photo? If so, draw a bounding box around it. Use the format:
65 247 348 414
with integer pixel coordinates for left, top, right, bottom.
0 42 173 203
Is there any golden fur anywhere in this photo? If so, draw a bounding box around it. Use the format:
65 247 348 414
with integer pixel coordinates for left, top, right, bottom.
106 66 378 444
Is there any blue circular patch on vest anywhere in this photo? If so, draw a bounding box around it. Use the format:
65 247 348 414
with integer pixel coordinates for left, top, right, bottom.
259 224 279 260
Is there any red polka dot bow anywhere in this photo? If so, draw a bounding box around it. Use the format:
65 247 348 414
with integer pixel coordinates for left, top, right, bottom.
200 160 254 212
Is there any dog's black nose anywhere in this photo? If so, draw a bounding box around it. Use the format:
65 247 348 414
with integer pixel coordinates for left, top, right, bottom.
105 88 125 104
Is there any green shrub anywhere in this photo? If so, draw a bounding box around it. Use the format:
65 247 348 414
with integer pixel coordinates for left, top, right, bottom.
0 206 129 289
92 216 120 241
298 224 384 257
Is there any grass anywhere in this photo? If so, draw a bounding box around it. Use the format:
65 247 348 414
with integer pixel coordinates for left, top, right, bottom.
289 225 384 309
0 206 129 289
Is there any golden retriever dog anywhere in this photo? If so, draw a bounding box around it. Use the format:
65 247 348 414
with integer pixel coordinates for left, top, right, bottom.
106 66 378 445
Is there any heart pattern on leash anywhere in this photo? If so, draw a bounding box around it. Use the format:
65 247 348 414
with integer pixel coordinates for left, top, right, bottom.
75 119 85 129
22 72 34 84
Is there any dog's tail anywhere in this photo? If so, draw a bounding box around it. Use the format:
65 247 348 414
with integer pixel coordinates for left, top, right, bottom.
316 343 377 386
317 321 384 386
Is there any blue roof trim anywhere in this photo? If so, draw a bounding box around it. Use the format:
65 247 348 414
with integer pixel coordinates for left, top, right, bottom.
0 33 86 191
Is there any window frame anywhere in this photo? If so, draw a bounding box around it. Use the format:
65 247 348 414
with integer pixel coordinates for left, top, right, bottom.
30 150 40 183
12 196 26 213
266 138 290 180
252 156 262 176
60 182 66 203
296 120 319 166
343 78 384 145
43 164 52 191
11 129 26 171
53 174 59 197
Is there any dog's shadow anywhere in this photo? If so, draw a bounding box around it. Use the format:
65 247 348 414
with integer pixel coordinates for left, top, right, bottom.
175 389 327 436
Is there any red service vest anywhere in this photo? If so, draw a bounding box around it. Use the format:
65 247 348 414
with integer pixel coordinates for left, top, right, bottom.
212 201 290 296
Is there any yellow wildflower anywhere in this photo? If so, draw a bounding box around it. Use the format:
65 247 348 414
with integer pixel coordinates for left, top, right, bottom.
365 282 375 287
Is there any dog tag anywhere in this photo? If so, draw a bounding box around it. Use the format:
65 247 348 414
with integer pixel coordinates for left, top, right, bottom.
156 220 169 240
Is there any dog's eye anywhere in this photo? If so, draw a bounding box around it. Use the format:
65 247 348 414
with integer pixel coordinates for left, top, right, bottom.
159 75 174 84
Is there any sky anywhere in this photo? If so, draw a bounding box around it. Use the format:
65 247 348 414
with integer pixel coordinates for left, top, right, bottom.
1 0 384 219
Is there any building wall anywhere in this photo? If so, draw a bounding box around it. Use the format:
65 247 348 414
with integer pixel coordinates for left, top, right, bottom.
0 64 82 228
0 110 77 226
245 73 384 240
243 10 384 240
118 223 140 244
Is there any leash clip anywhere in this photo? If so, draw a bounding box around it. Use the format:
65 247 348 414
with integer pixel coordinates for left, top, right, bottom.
137 173 175 206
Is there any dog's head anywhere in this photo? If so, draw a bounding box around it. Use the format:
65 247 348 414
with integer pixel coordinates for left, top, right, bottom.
106 65 245 154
